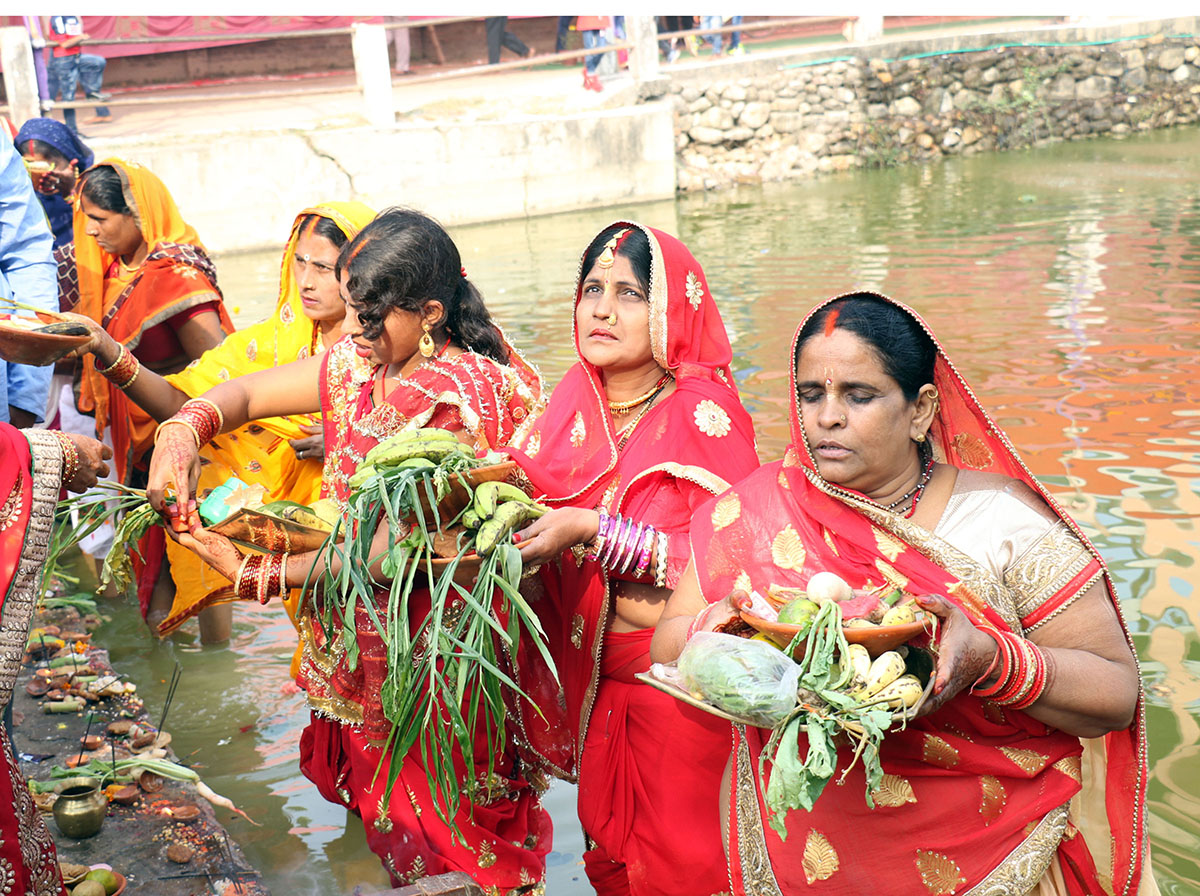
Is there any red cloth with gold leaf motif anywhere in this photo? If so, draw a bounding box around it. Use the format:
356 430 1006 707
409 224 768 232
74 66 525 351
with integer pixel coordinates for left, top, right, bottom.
689 292 1150 896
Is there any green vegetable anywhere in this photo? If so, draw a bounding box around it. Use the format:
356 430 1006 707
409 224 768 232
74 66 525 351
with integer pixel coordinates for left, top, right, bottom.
308 445 557 832
677 633 800 727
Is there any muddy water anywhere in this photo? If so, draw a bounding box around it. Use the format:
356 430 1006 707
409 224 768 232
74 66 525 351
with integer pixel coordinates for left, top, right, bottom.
96 125 1200 894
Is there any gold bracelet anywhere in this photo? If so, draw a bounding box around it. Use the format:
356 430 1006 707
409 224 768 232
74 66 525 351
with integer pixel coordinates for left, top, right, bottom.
155 418 201 448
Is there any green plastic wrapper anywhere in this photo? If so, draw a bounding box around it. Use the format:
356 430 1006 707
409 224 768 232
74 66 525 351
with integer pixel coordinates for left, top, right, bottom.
677 632 800 727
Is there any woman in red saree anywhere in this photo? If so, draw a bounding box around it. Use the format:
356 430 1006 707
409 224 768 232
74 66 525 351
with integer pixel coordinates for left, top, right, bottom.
0 423 109 896
144 208 550 892
654 292 1155 895
508 222 760 895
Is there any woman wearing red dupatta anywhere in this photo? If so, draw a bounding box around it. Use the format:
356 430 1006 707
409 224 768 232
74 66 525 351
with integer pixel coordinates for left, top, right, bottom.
507 222 760 895
655 292 1155 896
0 423 109 896
145 209 550 893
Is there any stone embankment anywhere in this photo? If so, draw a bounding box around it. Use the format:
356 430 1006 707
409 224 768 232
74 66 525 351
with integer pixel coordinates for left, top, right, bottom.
670 33 1200 191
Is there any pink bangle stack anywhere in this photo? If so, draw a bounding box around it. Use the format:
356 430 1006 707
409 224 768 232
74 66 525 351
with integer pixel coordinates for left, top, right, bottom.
585 507 660 580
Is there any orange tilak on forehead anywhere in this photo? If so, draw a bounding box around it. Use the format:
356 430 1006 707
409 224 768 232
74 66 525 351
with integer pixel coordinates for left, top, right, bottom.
822 309 841 388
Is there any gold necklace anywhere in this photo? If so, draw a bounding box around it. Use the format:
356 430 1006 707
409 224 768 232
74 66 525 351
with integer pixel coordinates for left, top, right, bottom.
608 372 673 415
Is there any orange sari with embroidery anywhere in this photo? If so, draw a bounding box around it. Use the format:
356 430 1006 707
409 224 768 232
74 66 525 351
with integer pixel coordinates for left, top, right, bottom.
296 336 550 892
689 293 1152 896
67 158 232 483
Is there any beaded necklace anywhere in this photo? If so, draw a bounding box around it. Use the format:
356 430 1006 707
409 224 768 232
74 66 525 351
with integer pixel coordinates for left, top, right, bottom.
882 444 936 518
608 372 673 415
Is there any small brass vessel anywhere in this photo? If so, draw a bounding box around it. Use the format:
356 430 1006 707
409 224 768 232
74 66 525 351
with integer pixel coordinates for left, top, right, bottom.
52 776 106 838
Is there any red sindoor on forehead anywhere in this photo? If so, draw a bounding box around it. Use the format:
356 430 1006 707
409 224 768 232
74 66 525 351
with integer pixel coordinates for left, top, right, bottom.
823 307 840 338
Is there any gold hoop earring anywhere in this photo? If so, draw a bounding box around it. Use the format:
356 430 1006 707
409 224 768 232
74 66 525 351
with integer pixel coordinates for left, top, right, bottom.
419 321 435 358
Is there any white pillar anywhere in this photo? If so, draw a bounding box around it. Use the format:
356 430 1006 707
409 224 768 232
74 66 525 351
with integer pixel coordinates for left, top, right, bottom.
351 23 394 129
1 26 40 127
848 15 884 43
628 16 660 85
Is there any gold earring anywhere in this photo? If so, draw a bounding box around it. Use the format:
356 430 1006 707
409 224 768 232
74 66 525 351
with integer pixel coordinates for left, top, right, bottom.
419 321 435 358
914 432 926 443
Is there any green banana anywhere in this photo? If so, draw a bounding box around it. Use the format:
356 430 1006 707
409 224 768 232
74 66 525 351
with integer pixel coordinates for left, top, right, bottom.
398 457 437 471
473 481 533 518
284 507 333 532
362 428 460 467
461 509 481 530
474 501 537 556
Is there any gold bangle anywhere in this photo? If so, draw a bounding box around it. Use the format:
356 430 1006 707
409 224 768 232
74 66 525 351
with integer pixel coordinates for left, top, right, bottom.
155 418 201 448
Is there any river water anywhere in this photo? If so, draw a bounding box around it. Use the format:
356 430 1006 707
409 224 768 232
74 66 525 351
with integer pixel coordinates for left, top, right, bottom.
95 125 1200 894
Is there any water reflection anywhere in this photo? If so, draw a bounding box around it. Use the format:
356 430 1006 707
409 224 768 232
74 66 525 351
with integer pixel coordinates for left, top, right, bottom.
94 125 1200 894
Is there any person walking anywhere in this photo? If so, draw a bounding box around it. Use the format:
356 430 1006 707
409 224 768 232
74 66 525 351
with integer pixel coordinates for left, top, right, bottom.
43 16 112 131
484 16 535 65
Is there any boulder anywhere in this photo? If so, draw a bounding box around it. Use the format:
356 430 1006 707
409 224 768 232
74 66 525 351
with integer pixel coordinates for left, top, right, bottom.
738 102 771 130
723 84 747 102
1096 51 1125 77
1156 47 1185 71
1172 64 1193 83
771 111 804 133
726 127 755 143
891 96 922 116
1075 76 1114 99
1119 67 1147 92
688 126 726 145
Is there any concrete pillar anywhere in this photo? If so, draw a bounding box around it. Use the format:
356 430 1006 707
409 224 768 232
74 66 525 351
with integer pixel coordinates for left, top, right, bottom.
628 16 660 83
351 22 394 129
1 26 40 127
848 15 884 43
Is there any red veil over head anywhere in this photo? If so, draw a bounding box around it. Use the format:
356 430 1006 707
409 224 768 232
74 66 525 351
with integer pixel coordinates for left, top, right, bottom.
510 219 754 510
507 221 760 778
690 292 1151 896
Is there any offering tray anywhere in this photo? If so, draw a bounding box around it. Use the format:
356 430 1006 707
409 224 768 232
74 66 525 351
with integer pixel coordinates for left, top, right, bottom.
638 661 933 726
740 610 929 657
209 508 331 553
0 311 89 366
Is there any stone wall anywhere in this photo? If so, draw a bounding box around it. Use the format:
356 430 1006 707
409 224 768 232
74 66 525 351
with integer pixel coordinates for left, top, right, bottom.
669 25 1200 191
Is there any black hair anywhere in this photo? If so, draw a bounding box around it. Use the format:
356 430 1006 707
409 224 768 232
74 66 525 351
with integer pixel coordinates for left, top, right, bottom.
296 213 351 250
78 165 132 216
336 207 508 364
16 139 71 168
580 224 652 296
797 293 936 400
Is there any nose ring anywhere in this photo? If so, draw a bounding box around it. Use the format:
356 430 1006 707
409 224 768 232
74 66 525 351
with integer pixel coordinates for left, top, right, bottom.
606 313 617 326
839 414 846 423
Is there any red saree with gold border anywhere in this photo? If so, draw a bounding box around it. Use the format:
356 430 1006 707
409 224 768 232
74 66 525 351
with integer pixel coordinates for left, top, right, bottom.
0 424 69 896
689 293 1152 896
507 222 760 895
295 336 551 893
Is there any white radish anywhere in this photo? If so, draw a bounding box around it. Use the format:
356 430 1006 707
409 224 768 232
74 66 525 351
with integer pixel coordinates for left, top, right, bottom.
807 571 853 603
194 780 261 826
844 643 872 691
871 674 925 709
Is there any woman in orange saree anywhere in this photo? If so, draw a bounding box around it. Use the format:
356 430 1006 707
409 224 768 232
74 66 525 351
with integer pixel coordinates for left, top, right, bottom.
144 208 551 892
654 291 1155 895
507 222 760 895
64 159 232 483
0 423 109 896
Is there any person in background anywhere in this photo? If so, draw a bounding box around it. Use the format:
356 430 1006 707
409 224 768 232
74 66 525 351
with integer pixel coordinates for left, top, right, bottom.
385 16 410 75
484 16 535 65
43 15 112 131
578 15 609 92
0 128 57 429
555 15 575 53
15 118 92 250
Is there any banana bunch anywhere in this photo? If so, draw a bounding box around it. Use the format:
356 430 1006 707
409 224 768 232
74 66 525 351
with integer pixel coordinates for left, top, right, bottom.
350 427 474 491
847 647 924 710
464 481 548 557
259 499 334 533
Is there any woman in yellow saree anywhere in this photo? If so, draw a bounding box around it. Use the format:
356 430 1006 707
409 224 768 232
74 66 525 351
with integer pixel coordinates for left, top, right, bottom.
69 201 376 646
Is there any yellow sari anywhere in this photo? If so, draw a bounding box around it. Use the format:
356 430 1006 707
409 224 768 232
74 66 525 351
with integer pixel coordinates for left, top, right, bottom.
159 201 376 649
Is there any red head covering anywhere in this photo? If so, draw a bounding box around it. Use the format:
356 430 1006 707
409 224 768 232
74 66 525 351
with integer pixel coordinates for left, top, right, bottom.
690 291 1150 896
510 219 755 510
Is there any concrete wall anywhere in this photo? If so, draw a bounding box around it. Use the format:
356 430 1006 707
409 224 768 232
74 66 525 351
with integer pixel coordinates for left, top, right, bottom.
668 16 1200 191
89 102 676 254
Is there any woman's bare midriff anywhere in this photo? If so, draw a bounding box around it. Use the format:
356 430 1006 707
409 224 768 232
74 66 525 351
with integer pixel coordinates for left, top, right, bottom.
609 579 671 632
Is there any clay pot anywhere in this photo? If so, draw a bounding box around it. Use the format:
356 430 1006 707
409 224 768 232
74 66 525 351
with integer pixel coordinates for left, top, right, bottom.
136 771 164 793
80 734 104 751
166 804 200 823
110 785 140 806
52 777 106 838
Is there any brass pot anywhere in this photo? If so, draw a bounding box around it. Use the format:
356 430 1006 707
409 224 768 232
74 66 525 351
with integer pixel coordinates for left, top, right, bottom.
52 776 106 839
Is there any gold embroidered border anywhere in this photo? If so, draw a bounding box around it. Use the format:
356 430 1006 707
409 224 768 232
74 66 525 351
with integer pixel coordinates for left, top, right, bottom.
733 727 785 896
965 802 1068 895
1005 522 1092 622
0 431 61 708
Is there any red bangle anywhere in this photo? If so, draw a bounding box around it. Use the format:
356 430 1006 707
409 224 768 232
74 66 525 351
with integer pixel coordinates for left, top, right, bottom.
97 343 140 390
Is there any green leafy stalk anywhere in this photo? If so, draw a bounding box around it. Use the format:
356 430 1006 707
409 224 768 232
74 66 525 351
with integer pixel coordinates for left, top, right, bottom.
311 452 557 834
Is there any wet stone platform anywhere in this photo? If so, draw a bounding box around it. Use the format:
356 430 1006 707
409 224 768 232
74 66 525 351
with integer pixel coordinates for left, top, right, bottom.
12 605 267 896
